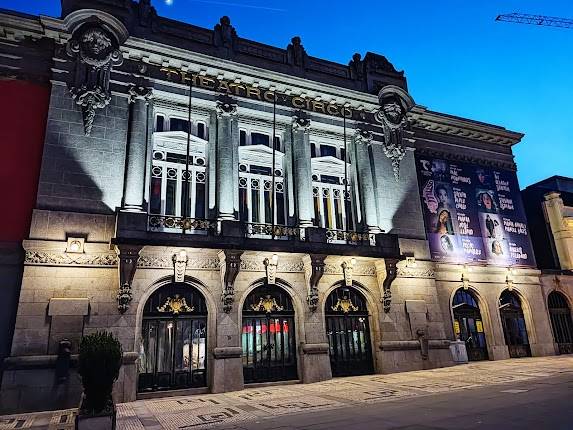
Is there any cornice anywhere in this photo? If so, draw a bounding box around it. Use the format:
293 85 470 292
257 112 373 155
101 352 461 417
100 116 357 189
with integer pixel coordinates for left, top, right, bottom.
410 107 524 147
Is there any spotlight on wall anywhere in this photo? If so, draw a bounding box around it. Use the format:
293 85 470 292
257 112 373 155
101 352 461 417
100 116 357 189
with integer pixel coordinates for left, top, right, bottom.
506 267 514 291
461 264 470 290
65 237 85 254
264 254 279 285
341 258 355 287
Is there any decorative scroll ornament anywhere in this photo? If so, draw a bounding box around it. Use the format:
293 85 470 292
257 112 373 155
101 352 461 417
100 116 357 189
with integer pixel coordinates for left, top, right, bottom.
332 296 359 313
304 254 326 313
67 25 123 136
117 245 142 314
376 98 408 181
220 250 242 313
251 295 283 313
172 250 188 283
157 294 194 314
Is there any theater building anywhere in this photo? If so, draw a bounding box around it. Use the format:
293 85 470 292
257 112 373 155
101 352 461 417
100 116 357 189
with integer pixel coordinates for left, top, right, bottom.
0 0 559 413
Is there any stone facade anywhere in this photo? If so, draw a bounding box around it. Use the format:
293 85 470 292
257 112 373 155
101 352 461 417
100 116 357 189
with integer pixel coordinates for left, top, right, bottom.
0 0 563 415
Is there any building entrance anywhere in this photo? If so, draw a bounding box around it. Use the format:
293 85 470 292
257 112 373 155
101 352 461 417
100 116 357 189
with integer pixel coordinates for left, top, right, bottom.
452 289 488 361
242 284 297 383
499 290 531 358
138 283 207 392
325 286 374 377
548 291 573 354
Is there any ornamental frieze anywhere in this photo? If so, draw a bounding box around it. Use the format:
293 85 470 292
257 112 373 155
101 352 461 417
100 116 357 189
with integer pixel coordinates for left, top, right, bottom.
323 263 376 276
397 267 436 279
25 251 118 267
137 254 219 270
240 259 304 273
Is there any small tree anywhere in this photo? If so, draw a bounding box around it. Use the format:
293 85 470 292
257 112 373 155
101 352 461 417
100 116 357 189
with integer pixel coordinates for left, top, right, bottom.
78 331 123 414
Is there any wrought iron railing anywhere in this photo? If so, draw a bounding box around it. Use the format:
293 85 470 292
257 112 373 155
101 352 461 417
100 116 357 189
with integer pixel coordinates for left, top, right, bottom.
244 223 302 240
148 215 216 233
325 229 375 245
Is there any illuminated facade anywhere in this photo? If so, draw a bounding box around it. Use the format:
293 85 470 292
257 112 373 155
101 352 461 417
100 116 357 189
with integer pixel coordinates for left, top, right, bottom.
0 0 564 414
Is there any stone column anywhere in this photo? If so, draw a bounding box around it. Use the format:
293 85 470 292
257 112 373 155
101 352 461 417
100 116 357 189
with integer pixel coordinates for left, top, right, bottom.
123 86 152 211
216 100 238 220
292 116 313 227
354 129 380 233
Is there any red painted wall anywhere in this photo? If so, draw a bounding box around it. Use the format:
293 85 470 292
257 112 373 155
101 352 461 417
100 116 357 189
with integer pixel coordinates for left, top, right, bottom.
0 80 50 242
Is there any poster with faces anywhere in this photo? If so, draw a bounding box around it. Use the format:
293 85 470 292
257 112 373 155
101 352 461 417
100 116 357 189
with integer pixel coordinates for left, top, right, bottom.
416 156 535 267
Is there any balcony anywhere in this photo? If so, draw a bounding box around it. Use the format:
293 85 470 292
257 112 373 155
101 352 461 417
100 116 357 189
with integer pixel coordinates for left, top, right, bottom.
113 212 401 259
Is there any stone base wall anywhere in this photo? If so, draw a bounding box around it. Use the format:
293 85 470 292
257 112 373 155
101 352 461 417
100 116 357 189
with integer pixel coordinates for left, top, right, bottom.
3 234 560 413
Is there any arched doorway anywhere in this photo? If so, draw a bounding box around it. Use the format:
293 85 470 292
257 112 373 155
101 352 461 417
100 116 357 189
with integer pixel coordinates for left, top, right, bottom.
452 289 488 361
499 290 531 358
548 291 573 354
325 285 374 377
242 283 297 383
138 283 208 392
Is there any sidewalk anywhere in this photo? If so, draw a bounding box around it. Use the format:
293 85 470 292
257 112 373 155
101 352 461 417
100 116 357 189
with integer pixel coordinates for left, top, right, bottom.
1 356 572 430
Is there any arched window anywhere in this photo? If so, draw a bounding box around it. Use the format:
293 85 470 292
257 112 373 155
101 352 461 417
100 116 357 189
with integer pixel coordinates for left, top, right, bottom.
138 283 208 392
241 283 297 383
325 285 373 376
548 291 573 354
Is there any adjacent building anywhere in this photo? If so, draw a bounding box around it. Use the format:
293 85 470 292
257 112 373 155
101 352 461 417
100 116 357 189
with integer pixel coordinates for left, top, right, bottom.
522 176 573 355
0 0 563 413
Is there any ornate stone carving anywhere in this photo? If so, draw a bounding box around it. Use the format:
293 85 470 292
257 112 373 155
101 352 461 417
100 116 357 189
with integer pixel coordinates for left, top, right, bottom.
213 16 237 58
67 24 123 136
341 260 354 287
292 115 311 132
251 296 283 313
332 296 359 313
137 254 219 269
25 250 118 267
354 128 373 145
264 255 279 285
349 53 364 81
157 295 193 314
286 36 307 69
397 267 436 279
128 86 153 104
303 254 326 313
375 258 400 313
216 98 237 117
172 250 188 283
117 245 142 314
219 250 242 313
375 95 409 181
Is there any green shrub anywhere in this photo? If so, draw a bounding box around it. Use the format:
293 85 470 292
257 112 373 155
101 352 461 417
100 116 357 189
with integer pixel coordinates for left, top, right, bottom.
78 331 123 414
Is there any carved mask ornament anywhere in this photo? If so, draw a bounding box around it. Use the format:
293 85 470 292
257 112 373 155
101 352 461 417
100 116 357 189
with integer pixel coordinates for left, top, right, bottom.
67 24 123 136
375 95 410 181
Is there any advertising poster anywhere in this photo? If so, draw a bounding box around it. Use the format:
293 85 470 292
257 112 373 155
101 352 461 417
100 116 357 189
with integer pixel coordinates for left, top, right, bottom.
416 156 535 267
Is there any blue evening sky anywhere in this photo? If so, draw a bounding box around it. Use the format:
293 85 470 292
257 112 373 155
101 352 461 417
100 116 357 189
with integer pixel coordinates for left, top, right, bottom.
2 0 571 188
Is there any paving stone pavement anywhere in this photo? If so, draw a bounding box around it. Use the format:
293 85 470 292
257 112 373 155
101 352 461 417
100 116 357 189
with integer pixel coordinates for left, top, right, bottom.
1 356 572 430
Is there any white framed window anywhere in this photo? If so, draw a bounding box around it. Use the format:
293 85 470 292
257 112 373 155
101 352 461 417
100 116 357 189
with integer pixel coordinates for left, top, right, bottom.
154 114 209 139
239 128 281 151
149 132 208 232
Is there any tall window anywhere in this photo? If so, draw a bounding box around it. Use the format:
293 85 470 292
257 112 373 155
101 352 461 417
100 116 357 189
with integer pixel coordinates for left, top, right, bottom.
239 163 286 226
149 126 208 223
312 175 353 231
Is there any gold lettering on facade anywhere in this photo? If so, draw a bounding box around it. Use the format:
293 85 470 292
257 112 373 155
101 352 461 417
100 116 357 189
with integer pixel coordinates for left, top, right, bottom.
311 101 326 114
327 104 339 116
246 86 262 100
199 76 216 90
217 80 232 93
292 96 305 108
229 83 247 97
263 90 276 102
161 67 181 82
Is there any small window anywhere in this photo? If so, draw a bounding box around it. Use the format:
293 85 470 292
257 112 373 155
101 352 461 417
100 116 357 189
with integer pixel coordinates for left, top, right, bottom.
321 175 340 184
273 136 281 151
196 122 206 140
156 115 165 132
251 132 270 147
320 145 337 157
311 143 316 158
250 165 272 175
170 118 189 133
240 130 247 146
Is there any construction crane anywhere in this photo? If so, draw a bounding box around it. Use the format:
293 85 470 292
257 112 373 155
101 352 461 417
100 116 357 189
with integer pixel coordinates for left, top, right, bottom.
496 13 573 29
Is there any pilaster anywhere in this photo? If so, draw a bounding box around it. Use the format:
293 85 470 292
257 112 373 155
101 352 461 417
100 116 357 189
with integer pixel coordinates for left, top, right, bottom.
354 129 380 233
291 116 313 227
216 99 238 221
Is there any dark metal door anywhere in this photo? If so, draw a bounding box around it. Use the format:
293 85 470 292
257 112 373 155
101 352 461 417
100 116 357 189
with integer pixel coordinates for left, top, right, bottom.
242 284 297 383
139 316 207 391
452 289 488 361
500 290 531 358
325 286 374 377
548 292 573 354
138 283 208 392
